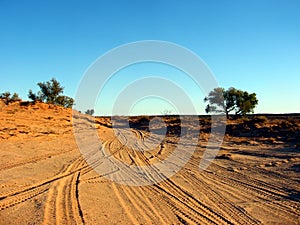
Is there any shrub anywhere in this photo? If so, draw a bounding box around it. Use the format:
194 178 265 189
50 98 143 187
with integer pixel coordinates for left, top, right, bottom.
253 116 267 124
0 92 21 105
28 78 74 108
85 109 95 116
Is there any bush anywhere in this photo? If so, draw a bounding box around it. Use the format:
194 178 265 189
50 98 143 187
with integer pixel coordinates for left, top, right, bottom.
85 109 95 116
235 117 251 124
253 116 268 124
28 78 74 108
0 92 21 105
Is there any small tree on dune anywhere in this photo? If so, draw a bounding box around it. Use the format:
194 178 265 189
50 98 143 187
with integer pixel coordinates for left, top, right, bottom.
0 91 21 105
11 93 21 102
85 109 95 116
37 78 64 104
0 92 11 105
28 89 41 102
28 78 74 108
56 95 74 108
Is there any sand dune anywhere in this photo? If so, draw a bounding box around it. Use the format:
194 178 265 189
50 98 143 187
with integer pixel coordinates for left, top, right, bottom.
0 101 300 224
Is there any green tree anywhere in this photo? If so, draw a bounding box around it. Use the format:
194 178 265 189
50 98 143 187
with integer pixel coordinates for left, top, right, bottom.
204 87 258 118
56 95 74 108
0 92 11 105
85 109 95 115
28 89 40 102
11 93 21 102
0 92 21 105
37 78 64 104
28 78 74 108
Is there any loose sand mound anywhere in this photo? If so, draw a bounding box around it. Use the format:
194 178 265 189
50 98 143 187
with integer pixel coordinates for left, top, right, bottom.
0 101 300 224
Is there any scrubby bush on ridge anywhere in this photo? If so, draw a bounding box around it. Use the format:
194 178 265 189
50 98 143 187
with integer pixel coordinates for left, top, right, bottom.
28 78 74 108
0 91 21 105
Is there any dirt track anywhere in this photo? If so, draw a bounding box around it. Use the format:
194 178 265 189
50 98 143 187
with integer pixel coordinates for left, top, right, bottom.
0 102 300 224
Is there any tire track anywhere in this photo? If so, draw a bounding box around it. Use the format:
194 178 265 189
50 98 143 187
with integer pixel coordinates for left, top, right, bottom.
115 184 172 224
181 171 261 225
0 150 73 171
0 184 49 210
107 130 235 224
44 122 299 224
43 158 85 225
189 154 300 216
0 155 87 225
123 128 300 223
111 183 140 224
202 165 300 220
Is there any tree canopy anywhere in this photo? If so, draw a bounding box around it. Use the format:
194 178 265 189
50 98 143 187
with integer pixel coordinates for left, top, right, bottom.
28 78 74 108
0 91 21 105
85 109 95 116
204 87 258 118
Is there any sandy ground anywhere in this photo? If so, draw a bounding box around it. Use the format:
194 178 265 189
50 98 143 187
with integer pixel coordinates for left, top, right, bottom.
0 101 300 225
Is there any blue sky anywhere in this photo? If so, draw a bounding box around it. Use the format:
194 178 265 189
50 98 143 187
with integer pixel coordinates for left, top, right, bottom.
0 0 299 115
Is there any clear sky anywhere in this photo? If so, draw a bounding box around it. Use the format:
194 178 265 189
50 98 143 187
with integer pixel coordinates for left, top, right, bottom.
1 0 299 115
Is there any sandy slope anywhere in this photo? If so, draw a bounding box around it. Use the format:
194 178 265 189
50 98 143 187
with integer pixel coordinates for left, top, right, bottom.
0 101 299 225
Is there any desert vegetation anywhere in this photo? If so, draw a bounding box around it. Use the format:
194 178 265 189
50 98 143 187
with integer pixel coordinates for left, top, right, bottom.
1 84 300 224
1 78 74 109
28 78 74 108
0 101 300 224
0 92 21 105
85 109 95 115
204 87 258 118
